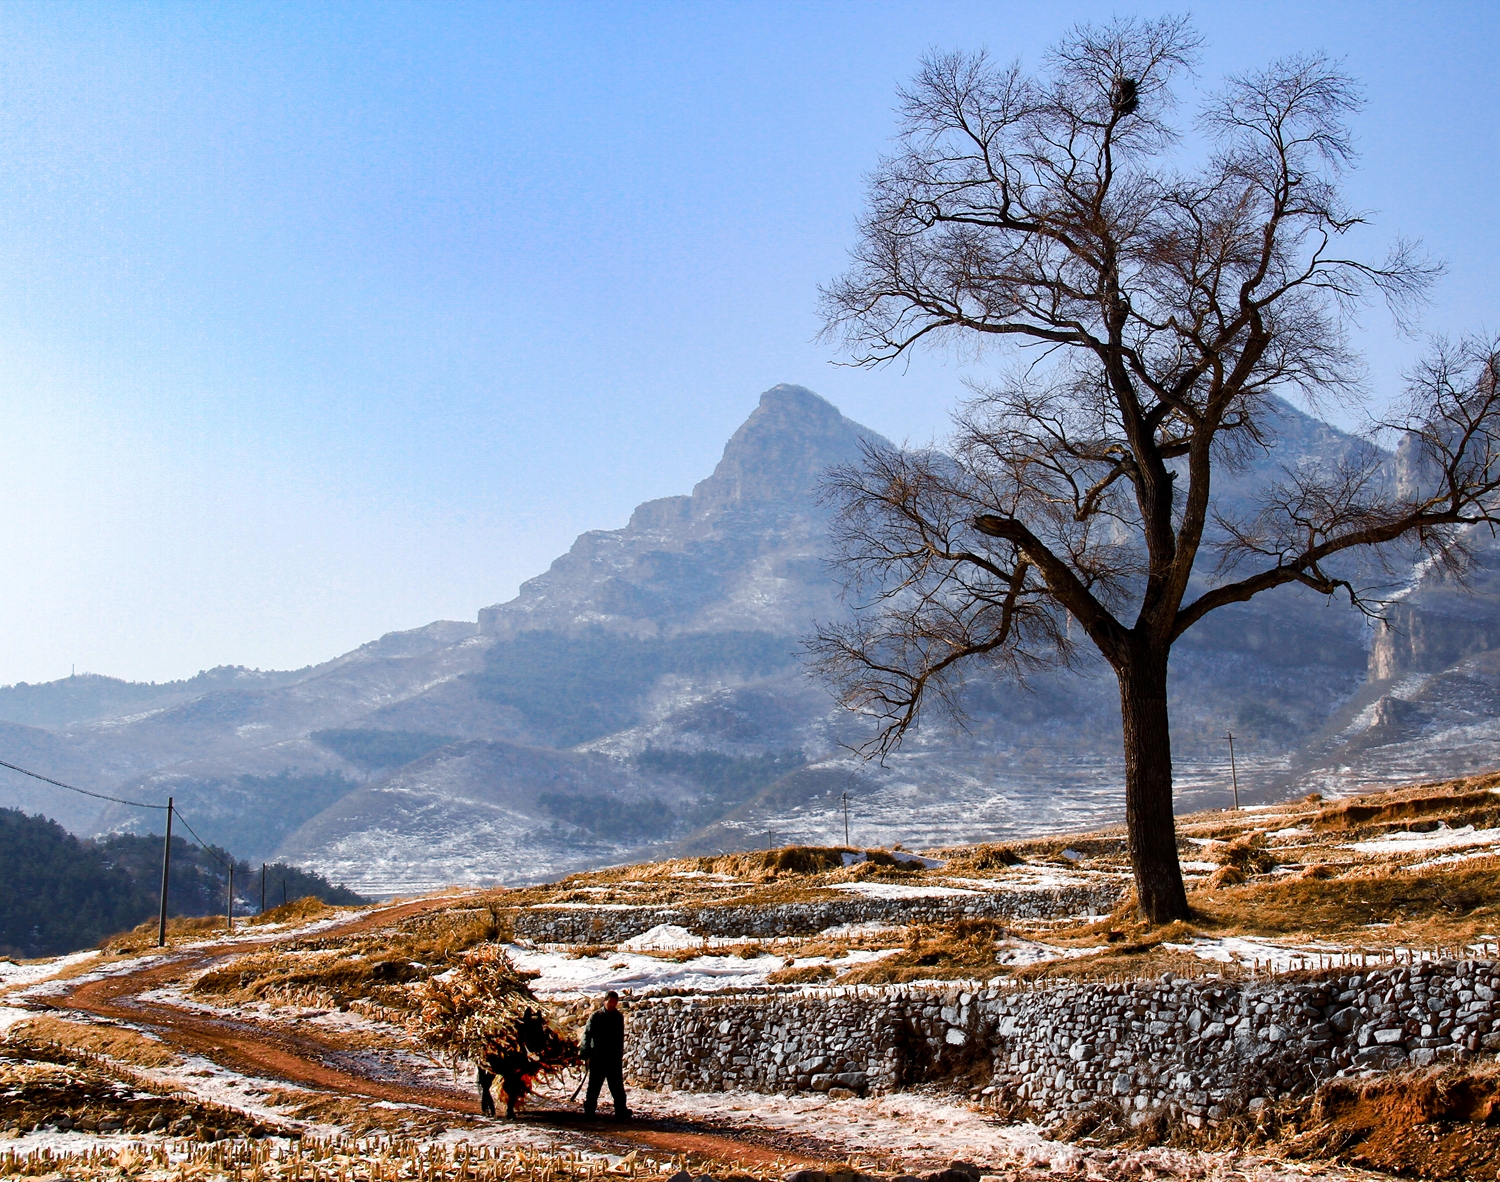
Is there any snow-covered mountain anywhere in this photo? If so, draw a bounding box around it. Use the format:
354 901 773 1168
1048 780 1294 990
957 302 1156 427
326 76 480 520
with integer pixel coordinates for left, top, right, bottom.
3 383 1495 896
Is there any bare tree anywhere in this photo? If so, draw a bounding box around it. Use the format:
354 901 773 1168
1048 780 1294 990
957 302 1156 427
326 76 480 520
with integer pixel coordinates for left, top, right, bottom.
812 16 1500 923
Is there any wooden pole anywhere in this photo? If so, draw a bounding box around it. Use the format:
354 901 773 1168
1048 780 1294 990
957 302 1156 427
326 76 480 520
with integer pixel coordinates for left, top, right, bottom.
260 863 266 913
842 791 851 846
1225 732 1241 810
227 864 234 933
157 798 174 947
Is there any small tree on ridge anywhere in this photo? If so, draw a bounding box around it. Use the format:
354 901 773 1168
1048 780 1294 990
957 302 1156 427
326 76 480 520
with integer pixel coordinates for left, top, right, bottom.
812 16 1500 923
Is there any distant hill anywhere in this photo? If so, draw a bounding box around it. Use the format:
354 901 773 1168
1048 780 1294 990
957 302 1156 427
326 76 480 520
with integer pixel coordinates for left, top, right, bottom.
0 807 364 957
0 667 306 730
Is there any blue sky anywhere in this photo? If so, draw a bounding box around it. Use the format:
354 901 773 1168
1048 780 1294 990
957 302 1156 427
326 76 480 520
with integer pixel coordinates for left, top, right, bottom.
0 1 1494 685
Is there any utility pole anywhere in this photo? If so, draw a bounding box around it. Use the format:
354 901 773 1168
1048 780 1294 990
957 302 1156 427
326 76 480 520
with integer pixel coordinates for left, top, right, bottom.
260 863 266 913
767 830 773 851
157 798 173 947
227 864 234 933
1225 732 1241 810
282 879 287 907
841 791 851 847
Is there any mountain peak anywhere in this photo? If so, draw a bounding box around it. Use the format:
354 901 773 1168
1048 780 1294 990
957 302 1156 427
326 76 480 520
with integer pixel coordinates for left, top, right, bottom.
476 384 887 639
690 384 882 513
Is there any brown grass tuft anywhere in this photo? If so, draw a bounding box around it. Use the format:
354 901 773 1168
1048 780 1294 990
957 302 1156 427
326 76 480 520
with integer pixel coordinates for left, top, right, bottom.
263 1087 466 1136
1203 864 1245 889
941 844 1024 873
6 1015 182 1067
1213 834 1277 874
249 896 335 926
835 920 1007 984
101 915 224 954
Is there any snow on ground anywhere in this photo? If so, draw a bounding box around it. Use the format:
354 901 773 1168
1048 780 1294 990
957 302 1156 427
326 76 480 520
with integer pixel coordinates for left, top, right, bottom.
0 949 100 991
1170 933 1500 970
0 909 381 1031
508 945 785 996
1165 936 1356 972
935 877 1017 890
829 882 979 900
620 925 701 951
0 950 110 1032
622 1087 1372 1180
506 944 901 998
993 939 1107 968
1409 847 1500 871
1347 822 1500 854
820 922 903 938
1001 866 1131 889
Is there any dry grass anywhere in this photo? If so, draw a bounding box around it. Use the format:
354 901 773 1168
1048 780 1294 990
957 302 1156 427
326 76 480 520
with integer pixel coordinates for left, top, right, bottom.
1190 861 1500 947
102 915 227 955
192 904 511 1012
1210 834 1277 874
1312 770 1500 830
940 844 1024 874
249 896 336 926
930 856 1500 985
765 962 838 984
261 1088 470 1137
835 921 1010 984
5 1015 182 1067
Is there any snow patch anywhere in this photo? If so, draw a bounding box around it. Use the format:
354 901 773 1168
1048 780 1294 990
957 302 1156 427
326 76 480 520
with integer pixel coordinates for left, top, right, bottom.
1165 936 1350 971
819 921 902 938
1347 823 1500 854
0 949 100 991
827 882 979 900
620 924 701 952
505 945 787 997
994 939 1107 967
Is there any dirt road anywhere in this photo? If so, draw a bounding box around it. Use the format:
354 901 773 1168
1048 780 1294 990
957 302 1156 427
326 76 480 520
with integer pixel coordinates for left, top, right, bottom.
43 901 828 1168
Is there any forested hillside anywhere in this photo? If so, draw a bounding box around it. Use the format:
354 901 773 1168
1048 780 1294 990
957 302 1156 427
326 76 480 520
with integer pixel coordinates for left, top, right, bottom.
0 808 364 958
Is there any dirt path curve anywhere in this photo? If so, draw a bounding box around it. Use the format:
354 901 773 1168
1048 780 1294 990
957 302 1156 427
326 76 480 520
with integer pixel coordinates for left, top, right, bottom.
45 901 825 1169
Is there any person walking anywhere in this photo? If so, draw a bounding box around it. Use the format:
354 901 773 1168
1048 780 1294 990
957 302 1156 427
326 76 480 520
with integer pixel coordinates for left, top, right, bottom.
477 1052 497 1117
581 990 629 1121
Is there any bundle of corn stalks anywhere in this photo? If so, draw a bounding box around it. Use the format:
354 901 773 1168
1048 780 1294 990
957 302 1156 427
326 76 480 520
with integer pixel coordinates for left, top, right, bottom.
414 945 579 1115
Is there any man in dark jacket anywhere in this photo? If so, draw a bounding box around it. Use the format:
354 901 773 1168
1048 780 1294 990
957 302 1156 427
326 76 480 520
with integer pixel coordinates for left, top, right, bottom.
581 990 629 1121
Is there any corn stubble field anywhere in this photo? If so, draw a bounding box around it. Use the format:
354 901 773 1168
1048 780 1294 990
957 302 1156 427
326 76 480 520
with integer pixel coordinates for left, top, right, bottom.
4 772 1500 1180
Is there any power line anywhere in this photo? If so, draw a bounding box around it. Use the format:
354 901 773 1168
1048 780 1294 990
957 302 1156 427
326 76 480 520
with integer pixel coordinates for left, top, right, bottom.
166 807 234 871
0 755 232 869
0 759 169 810
3 754 241 947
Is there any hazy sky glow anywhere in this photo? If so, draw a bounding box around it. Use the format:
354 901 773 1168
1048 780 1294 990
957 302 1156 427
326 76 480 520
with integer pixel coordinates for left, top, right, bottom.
0 0 1494 685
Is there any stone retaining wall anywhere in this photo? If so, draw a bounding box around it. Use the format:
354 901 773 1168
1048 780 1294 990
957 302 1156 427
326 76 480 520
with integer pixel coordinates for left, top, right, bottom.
623 959 1500 1128
513 884 1124 945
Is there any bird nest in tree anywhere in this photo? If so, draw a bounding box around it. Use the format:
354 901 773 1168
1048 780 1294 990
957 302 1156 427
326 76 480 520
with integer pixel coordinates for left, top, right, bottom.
414 945 579 1112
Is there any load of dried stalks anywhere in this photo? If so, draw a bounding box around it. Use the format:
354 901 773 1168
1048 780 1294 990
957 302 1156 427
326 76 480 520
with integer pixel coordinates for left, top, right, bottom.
413 945 578 1112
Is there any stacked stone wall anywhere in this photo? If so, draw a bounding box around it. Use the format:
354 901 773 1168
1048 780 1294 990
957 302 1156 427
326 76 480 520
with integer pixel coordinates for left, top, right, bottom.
623 959 1500 1127
513 884 1123 945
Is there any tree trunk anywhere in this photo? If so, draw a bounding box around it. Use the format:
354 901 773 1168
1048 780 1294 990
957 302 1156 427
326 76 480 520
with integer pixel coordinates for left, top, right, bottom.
1117 650 1190 924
